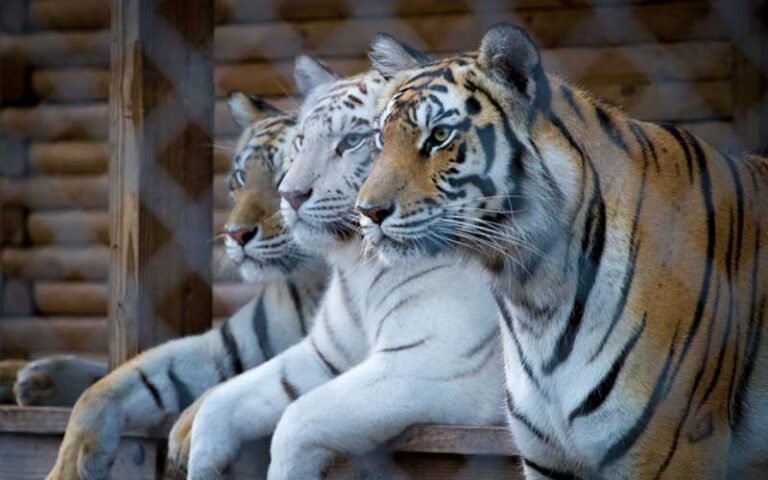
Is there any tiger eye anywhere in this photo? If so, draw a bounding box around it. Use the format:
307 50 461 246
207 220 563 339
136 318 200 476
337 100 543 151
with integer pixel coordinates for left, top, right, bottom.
433 127 451 143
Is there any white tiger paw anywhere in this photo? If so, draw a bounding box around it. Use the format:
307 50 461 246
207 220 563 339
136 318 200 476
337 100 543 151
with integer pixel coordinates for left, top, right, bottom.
15 355 106 406
184 390 241 480
165 397 204 479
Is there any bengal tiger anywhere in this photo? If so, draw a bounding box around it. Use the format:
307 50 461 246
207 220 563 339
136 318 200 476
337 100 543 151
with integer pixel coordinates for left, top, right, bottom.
46 91 327 480
169 56 504 480
357 26 768 479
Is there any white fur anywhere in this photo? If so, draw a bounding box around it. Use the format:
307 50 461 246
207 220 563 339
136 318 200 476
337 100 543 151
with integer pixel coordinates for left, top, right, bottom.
183 68 505 480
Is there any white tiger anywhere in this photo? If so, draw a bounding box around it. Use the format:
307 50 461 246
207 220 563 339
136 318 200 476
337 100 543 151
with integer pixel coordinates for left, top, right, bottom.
171 56 505 480
46 91 327 480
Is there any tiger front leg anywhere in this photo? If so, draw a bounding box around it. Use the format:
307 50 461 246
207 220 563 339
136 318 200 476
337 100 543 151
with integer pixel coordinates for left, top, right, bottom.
184 339 335 480
165 393 210 479
267 355 461 480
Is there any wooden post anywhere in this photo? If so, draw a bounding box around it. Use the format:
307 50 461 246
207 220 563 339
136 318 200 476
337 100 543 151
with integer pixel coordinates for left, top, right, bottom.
732 0 768 153
109 0 214 368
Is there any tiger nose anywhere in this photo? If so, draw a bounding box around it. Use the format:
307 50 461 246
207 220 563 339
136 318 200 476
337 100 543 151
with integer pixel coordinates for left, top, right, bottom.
280 188 313 211
357 203 394 225
226 226 258 246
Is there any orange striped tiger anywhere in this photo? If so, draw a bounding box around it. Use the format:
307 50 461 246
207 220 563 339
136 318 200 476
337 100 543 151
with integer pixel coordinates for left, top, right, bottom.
357 26 768 479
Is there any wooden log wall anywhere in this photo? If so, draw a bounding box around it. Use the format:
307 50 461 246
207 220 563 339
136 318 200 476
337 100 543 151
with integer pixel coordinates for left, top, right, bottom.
0 0 761 360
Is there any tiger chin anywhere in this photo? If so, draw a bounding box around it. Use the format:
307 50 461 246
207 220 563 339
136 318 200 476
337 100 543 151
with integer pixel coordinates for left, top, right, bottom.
46 92 326 480
359 25 768 480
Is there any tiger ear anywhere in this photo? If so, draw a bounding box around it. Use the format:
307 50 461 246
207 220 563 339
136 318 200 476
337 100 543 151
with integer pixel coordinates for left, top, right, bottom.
369 33 430 80
478 24 550 109
227 91 283 130
294 55 339 96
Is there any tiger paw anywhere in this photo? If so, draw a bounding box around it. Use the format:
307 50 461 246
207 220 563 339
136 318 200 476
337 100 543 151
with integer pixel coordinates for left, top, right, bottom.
14 355 106 406
165 398 202 478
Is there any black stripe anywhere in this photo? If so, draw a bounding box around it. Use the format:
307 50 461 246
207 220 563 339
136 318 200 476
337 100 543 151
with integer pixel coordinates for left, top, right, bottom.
698 280 734 410
543 165 605 375
337 269 363 330
628 121 660 173
654 280 721 479
560 84 585 121
380 337 429 353
726 320 742 424
374 294 419 341
506 390 552 445
669 132 717 379
733 227 764 429
252 294 274 360
369 266 390 291
287 281 306 336
659 124 694 183
321 308 354 362
495 293 544 392
476 124 496 174
590 126 650 362
570 316 646 422
523 458 578 480
721 152 745 274
594 105 628 154
219 319 244 375
463 327 499 358
374 264 448 309
311 338 341 376
280 370 299 401
138 369 164 410
168 366 195 411
600 322 680 467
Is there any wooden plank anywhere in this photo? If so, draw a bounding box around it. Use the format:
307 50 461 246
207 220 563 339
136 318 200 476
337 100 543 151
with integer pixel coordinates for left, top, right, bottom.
0 204 26 246
28 210 109 246
33 41 730 101
34 281 260 316
0 137 27 177
28 140 231 175
0 0 27 33
1 246 109 280
24 0 678 29
5 3 727 68
0 317 107 356
732 0 768 153
1 277 33 315
109 0 215 367
0 173 231 210
29 141 108 174
0 434 158 480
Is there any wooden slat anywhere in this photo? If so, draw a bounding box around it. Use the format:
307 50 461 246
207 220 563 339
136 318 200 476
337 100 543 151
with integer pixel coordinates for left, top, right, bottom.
1 246 109 280
0 317 107 356
25 0 678 30
27 211 109 246
28 141 232 174
109 0 216 373
0 406 516 455
28 141 108 174
30 41 732 102
0 174 232 210
34 281 260 316
4 3 727 67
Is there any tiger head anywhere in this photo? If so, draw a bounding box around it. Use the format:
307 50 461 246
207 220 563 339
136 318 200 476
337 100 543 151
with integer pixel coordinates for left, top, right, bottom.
357 26 579 270
224 91 310 281
279 56 391 254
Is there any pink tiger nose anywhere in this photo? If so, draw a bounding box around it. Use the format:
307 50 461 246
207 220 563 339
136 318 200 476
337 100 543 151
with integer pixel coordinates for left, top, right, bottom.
280 188 313 211
358 203 394 225
226 226 258 246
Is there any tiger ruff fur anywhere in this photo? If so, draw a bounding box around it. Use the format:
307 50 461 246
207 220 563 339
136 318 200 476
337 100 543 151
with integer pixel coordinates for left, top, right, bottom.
46 92 327 480
174 57 504 480
357 26 768 479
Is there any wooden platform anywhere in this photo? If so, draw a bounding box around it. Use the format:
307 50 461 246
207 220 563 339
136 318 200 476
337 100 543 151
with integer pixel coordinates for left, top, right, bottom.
0 406 522 479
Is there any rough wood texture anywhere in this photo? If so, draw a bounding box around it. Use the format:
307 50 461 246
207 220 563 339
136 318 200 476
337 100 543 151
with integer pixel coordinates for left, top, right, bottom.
34 281 260 317
0 317 106 357
109 0 215 367
732 0 768 153
3 3 726 68
28 141 108 174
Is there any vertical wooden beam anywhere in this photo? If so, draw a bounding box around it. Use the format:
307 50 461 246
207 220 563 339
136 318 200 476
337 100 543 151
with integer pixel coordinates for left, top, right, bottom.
109 0 214 368
732 0 768 153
